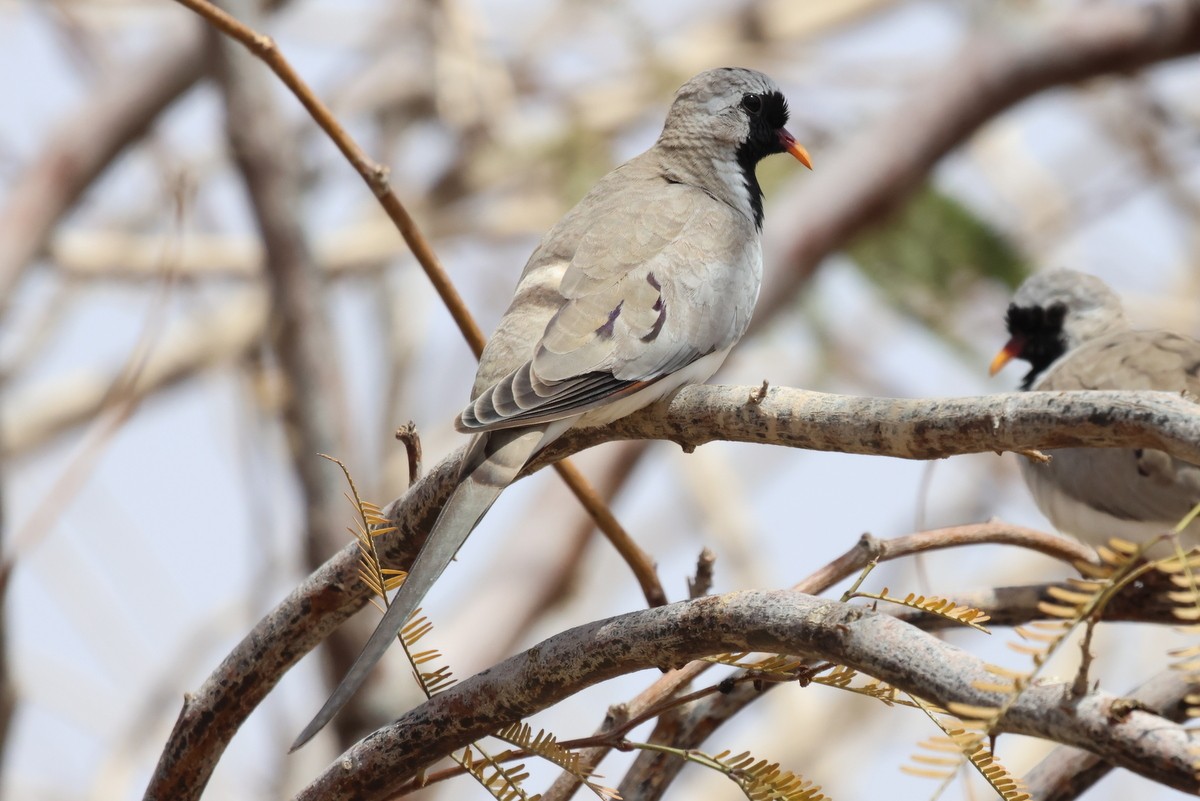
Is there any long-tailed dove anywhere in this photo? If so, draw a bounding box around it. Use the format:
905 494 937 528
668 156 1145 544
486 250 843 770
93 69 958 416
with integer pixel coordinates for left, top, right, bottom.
292 67 812 749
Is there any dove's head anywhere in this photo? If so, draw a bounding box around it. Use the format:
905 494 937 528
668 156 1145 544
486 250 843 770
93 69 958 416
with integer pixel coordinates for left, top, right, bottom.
661 68 812 168
990 269 1129 389
655 68 811 228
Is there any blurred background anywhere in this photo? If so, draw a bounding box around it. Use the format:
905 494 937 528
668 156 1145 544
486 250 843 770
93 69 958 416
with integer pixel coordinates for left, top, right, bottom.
2 0 1199 799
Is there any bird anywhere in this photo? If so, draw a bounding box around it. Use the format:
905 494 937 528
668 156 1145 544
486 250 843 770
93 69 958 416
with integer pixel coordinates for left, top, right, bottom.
292 67 812 750
989 268 1200 552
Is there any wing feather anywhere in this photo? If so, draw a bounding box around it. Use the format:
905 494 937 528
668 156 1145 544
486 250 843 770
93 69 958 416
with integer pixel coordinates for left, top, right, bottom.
459 179 758 434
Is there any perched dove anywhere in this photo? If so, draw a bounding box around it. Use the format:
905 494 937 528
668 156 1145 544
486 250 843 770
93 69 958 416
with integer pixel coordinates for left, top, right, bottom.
990 269 1200 551
293 67 812 749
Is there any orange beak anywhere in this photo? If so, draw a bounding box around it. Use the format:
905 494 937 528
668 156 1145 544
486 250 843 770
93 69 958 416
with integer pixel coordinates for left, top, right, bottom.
778 129 813 170
989 337 1024 377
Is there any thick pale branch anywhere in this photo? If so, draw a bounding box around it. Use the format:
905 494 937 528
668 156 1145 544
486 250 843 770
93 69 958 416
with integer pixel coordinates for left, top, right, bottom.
541 385 1200 466
1023 670 1195 800
547 520 1093 801
295 590 1199 801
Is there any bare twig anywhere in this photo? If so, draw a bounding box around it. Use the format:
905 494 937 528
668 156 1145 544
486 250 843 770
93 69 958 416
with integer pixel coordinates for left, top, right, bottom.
173 0 482 353
394 422 423 486
688 548 717 600
551 459 666 608
1072 617 1099 698
498 441 649 659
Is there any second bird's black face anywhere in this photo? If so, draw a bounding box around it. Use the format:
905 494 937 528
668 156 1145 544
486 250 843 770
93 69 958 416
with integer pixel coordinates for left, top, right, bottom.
735 90 791 229
1006 302 1069 389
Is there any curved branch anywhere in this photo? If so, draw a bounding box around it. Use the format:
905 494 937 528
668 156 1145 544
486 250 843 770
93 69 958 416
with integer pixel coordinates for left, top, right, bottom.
295 590 1199 801
546 520 1092 801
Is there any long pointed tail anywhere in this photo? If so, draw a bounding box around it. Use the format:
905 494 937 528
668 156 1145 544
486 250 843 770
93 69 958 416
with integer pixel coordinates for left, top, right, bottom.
291 427 546 751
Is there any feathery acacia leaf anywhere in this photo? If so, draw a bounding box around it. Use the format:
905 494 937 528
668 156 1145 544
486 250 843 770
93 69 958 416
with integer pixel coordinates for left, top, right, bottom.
493 723 620 800
905 698 1030 800
709 749 828 801
850 588 991 632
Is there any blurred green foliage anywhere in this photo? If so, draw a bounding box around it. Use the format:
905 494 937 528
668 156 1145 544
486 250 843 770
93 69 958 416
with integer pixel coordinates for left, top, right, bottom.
849 184 1031 329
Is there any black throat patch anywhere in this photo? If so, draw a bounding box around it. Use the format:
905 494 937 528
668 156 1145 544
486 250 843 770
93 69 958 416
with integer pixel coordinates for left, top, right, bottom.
1006 301 1069 389
734 90 790 230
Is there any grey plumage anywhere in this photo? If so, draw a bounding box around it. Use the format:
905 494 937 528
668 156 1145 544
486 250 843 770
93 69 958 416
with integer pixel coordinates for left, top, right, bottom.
991 269 1200 550
292 67 811 750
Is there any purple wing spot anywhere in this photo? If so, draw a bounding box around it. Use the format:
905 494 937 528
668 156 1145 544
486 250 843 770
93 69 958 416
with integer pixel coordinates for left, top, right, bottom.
642 301 667 343
596 301 623 339
646 272 662 291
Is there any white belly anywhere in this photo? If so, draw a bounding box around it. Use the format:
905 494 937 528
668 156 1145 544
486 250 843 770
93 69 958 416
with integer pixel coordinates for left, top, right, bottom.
1022 463 1200 556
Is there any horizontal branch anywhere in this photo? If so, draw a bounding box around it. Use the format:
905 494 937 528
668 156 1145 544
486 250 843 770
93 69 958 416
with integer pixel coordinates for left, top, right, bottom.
539 385 1200 467
294 590 1199 800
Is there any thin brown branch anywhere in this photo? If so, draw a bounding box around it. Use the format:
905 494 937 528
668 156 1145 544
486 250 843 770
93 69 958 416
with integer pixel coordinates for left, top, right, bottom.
172 0 658 624
295 590 1199 801
394 422 423 485
499 441 648 659
688 548 717 600
888 570 1185 630
172 0 483 354
550 459 666 608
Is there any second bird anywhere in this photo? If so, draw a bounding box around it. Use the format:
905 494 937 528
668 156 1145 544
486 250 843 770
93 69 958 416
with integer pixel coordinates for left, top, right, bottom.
293 67 813 749
991 269 1200 552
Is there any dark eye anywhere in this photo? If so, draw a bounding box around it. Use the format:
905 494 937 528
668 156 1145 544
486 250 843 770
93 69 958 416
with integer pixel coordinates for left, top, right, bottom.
740 93 763 116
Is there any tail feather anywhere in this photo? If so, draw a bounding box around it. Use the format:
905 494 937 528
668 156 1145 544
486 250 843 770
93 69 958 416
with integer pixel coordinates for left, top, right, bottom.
290 427 546 751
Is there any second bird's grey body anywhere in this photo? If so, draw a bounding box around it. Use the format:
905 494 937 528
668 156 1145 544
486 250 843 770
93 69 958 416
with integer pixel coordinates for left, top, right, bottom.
995 270 1200 549
292 67 810 749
